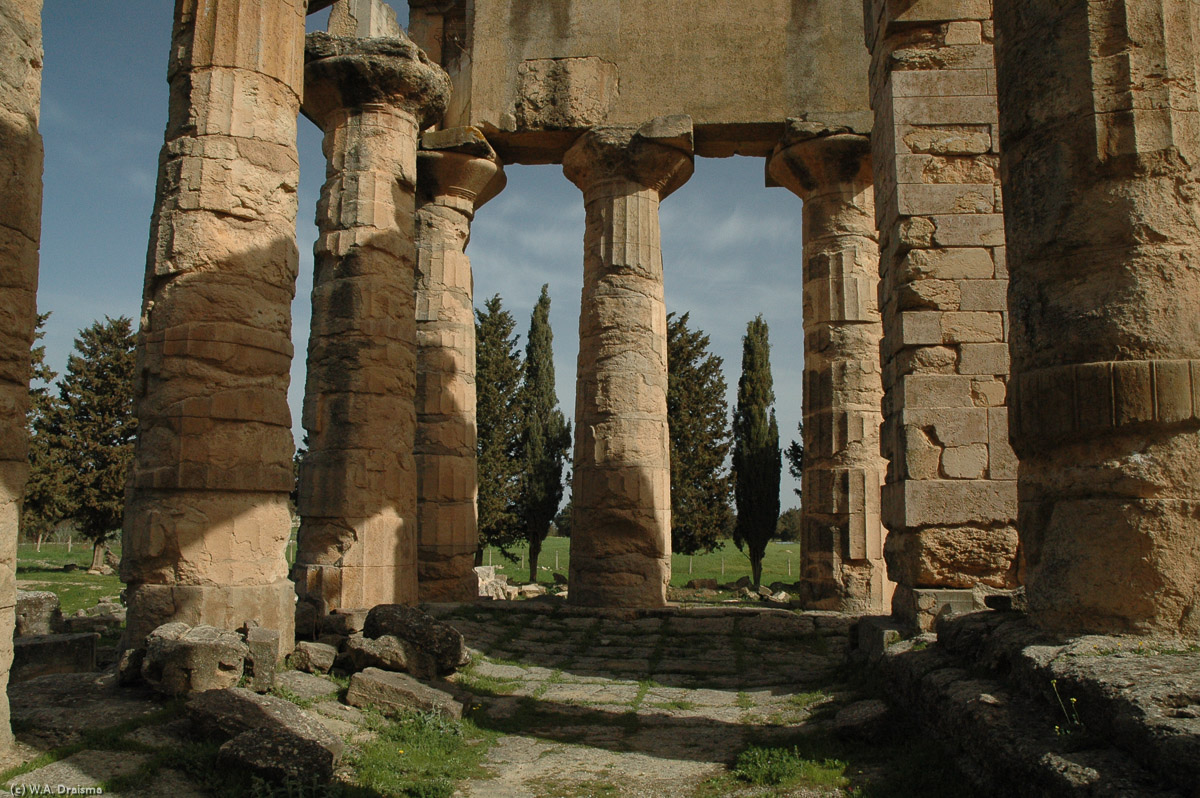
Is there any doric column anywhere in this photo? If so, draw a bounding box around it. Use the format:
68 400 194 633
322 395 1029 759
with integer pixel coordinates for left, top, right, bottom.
865 0 1019 630
562 116 694 608
122 0 307 656
293 33 450 614
995 1 1200 635
769 124 891 613
0 0 43 748
414 127 505 602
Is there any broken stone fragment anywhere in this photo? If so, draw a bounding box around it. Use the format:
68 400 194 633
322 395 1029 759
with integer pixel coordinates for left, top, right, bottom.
141 622 248 697
290 641 338 674
345 667 464 719
244 627 280 693
363 605 467 674
16 591 62 636
338 634 437 680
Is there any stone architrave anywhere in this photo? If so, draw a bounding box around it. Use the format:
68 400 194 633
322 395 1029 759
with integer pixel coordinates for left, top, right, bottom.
293 33 451 614
769 124 892 613
0 0 43 749
995 1 1200 636
122 0 307 657
562 116 694 608
864 0 1019 630
414 127 505 602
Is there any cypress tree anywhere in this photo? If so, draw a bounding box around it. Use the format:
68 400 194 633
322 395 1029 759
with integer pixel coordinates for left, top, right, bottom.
475 295 524 561
516 285 572 583
666 311 732 555
732 315 781 586
23 313 69 546
785 421 804 501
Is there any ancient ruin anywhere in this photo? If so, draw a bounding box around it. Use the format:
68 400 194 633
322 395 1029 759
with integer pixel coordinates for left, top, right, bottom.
1 0 1199 788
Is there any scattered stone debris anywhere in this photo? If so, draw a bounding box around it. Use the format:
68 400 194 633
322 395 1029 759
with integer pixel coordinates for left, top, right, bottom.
363 604 468 674
345 667 464 719
684 578 719 590
339 634 437 680
291 640 338 674
15 590 62 636
141 622 248 697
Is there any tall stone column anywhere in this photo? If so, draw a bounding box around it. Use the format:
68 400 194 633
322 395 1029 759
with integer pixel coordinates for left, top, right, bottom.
995 1 1200 635
562 116 693 608
122 0 307 656
0 0 43 748
865 0 1019 630
414 127 504 602
769 124 891 613
294 33 450 614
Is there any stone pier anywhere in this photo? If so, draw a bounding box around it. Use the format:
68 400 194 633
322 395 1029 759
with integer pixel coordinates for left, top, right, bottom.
414 127 505 602
562 117 693 608
294 33 450 614
995 0 1200 635
0 0 43 748
768 124 891 613
122 0 307 656
865 0 1019 629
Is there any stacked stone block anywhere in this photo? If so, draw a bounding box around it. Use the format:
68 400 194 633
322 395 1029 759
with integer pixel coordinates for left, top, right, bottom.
123 0 307 656
0 0 42 749
562 117 694 608
768 124 891 612
294 32 451 613
414 127 505 602
865 0 1018 628
995 0 1200 635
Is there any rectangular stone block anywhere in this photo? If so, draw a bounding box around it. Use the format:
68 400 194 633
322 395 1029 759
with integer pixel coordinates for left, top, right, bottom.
897 183 995 215
899 374 975 408
941 311 1004 343
890 69 992 99
987 407 1017 480
931 214 1007 247
11 633 98 683
899 247 995 280
883 479 1016 528
958 342 1009 375
958 279 1008 311
891 95 1000 127
900 407 989 446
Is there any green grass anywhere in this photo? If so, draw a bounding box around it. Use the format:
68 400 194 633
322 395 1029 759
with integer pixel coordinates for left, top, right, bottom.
16 541 124 615
482 537 801 589
353 711 497 798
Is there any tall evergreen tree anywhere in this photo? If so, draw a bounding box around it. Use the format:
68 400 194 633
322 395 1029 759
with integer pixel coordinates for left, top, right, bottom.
53 316 137 570
516 285 572 583
785 421 804 501
23 313 69 546
732 315 781 586
666 311 732 554
475 295 524 562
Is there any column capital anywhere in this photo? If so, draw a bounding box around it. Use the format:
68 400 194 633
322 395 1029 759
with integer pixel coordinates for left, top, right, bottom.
562 115 694 198
418 127 507 215
302 31 450 129
768 127 872 200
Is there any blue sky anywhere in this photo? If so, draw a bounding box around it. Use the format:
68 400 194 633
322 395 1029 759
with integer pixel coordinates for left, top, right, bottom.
36 0 807 507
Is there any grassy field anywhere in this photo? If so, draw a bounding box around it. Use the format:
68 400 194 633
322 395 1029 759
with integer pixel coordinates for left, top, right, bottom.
16 541 124 615
482 536 802 588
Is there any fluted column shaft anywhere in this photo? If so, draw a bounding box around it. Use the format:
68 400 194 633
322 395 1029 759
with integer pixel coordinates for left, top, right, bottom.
770 131 891 612
0 0 43 748
294 33 450 614
996 0 1200 635
123 0 307 655
415 130 504 601
563 119 693 608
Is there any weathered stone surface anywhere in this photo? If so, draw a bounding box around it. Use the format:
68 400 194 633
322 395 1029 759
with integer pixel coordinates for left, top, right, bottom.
345 667 464 719
415 129 504 602
142 623 249 697
291 641 338 674
995 0 1200 636
15 590 61 636
363 604 466 673
244 627 280 692
563 119 693 609
294 32 452 613
11 633 97 683
275 670 340 702
339 634 437 680
834 699 890 742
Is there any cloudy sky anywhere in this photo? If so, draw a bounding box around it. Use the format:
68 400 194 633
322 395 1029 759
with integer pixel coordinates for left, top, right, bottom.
36 0 806 506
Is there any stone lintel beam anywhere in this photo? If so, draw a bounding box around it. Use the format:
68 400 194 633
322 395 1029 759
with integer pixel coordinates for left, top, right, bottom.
768 130 891 613
562 117 693 609
414 127 505 602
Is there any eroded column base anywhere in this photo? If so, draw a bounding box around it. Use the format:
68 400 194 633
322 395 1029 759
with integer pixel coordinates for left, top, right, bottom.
568 554 670 608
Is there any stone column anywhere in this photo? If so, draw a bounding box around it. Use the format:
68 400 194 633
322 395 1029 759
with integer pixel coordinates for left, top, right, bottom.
415 127 504 602
122 0 307 656
0 0 43 748
995 1 1200 635
562 116 693 608
865 0 1019 630
293 33 450 614
768 124 891 613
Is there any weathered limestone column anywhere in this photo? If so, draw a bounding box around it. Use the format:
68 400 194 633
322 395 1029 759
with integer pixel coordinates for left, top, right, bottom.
122 0 307 656
865 0 1019 629
0 0 43 747
995 1 1200 635
769 123 891 612
415 127 504 602
293 33 450 614
562 116 693 608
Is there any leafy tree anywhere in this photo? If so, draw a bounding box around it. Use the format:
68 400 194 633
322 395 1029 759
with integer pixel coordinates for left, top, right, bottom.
23 313 69 547
516 286 572 583
732 315 781 586
53 317 137 570
776 507 803 542
552 497 573 538
785 421 804 501
666 311 732 555
475 295 524 562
